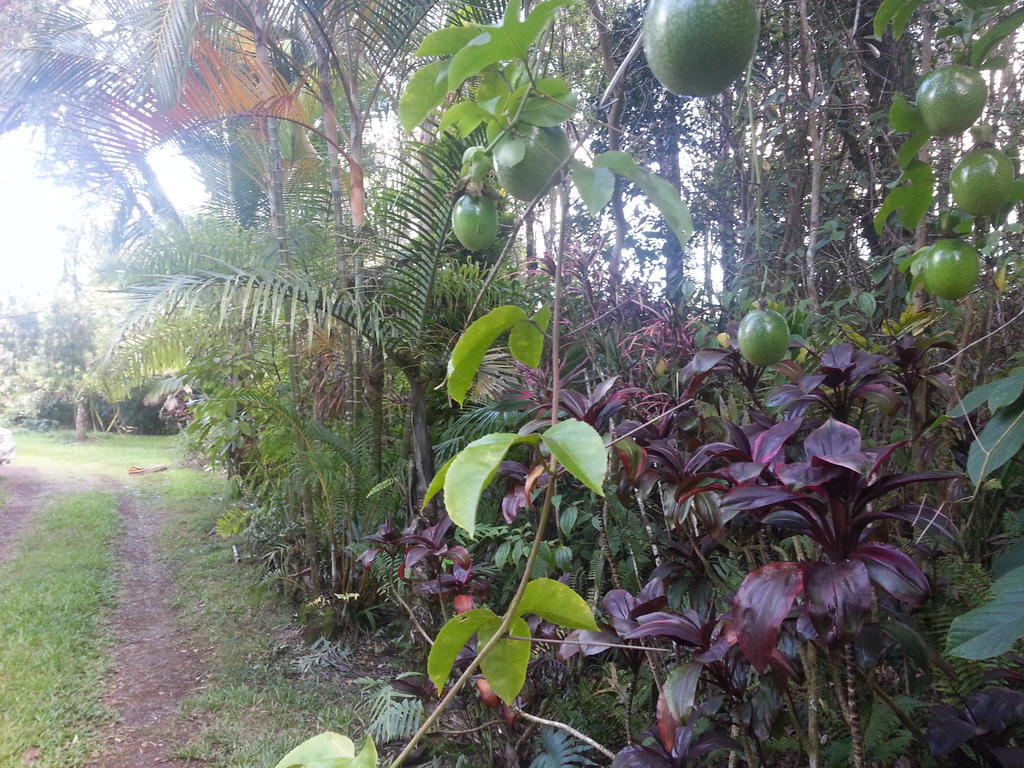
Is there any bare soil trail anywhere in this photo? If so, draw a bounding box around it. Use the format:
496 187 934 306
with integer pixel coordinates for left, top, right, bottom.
0 464 45 564
88 490 209 768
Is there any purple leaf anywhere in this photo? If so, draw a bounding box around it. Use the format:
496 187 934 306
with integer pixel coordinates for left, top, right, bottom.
624 611 704 646
852 542 929 604
661 663 702 724
732 562 805 673
804 559 872 643
721 485 808 512
726 461 766 484
558 628 621 660
750 417 803 463
612 746 673 768
774 461 841 490
804 418 863 462
860 504 960 551
927 716 984 756
857 471 956 507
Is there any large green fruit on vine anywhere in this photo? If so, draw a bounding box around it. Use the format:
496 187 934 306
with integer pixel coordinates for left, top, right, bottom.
494 126 571 202
916 65 987 137
950 147 1014 216
922 238 980 300
737 309 789 366
643 0 760 97
452 194 498 251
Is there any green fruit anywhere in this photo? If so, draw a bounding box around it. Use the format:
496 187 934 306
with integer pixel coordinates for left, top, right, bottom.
951 147 1014 216
737 309 789 366
916 65 987 137
452 195 498 251
643 0 760 97
494 126 571 202
922 239 980 300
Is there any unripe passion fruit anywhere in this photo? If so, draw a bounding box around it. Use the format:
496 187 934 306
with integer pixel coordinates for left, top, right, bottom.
916 65 987 138
494 125 571 202
737 309 789 366
922 239 980 300
643 0 760 97
950 147 1014 216
451 194 498 251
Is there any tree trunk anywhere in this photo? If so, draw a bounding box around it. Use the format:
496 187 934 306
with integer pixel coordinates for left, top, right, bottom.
74 397 88 442
405 367 434 510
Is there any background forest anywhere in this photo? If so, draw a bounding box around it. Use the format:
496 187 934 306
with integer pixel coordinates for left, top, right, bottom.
2 0 1024 765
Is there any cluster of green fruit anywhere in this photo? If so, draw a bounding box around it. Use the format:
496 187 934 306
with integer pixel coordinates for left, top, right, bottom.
451 126 571 252
915 65 1015 300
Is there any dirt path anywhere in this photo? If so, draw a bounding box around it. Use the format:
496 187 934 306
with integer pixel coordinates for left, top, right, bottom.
89 491 208 768
0 464 45 564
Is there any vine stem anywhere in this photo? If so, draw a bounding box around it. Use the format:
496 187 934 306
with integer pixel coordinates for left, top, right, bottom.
387 186 570 768
515 710 615 759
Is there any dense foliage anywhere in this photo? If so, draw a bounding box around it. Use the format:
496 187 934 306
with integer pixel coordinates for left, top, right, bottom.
3 0 1024 766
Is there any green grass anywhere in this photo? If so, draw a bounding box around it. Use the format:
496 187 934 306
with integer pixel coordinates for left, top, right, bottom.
0 491 120 767
9 430 179 480
156 471 363 767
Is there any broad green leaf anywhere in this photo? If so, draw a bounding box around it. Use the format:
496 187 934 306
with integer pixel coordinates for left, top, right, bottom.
439 101 491 137
889 93 925 132
988 368 1024 410
493 136 526 168
520 78 577 126
948 563 1024 659
595 151 694 246
516 578 598 630
970 8 1024 67
873 0 926 39
399 60 450 133
873 160 933 235
542 419 607 495
967 397 1024 485
994 541 1024 579
445 433 518 535
446 1 570 89
447 305 529 404
570 160 615 214
422 454 457 508
351 738 377 768
479 615 532 704
507 307 551 368
427 609 497 693
416 25 485 56
897 132 929 168
858 292 877 316
274 732 355 768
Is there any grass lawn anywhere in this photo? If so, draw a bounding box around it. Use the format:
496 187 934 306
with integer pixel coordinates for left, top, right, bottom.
0 491 120 767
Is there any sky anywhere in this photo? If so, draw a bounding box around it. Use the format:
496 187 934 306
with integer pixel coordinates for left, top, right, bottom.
0 127 207 303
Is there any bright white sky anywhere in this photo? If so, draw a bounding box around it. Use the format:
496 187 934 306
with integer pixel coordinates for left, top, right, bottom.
0 127 207 303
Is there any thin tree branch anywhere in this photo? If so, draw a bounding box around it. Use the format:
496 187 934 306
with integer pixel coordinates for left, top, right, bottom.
515 709 616 760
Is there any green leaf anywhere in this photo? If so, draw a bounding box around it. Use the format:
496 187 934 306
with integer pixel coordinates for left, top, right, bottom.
416 25 485 56
400 60 450 133
542 419 607 495
427 609 498 693
446 1 570 90
858 292 877 316
479 615 532 704
507 307 551 368
274 732 356 768
889 93 925 133
988 369 1024 410
994 542 1024 579
873 160 934 235
970 8 1024 67
439 100 491 137
493 136 526 167
447 305 529 404
897 132 929 168
351 738 377 768
967 397 1024 485
422 455 457 508
445 433 519 535
595 151 694 246
873 0 926 39
570 160 615 214
948 563 1024 659
520 78 577 126
515 578 598 629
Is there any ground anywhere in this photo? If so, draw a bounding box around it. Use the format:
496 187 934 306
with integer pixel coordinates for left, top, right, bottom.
0 432 372 768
